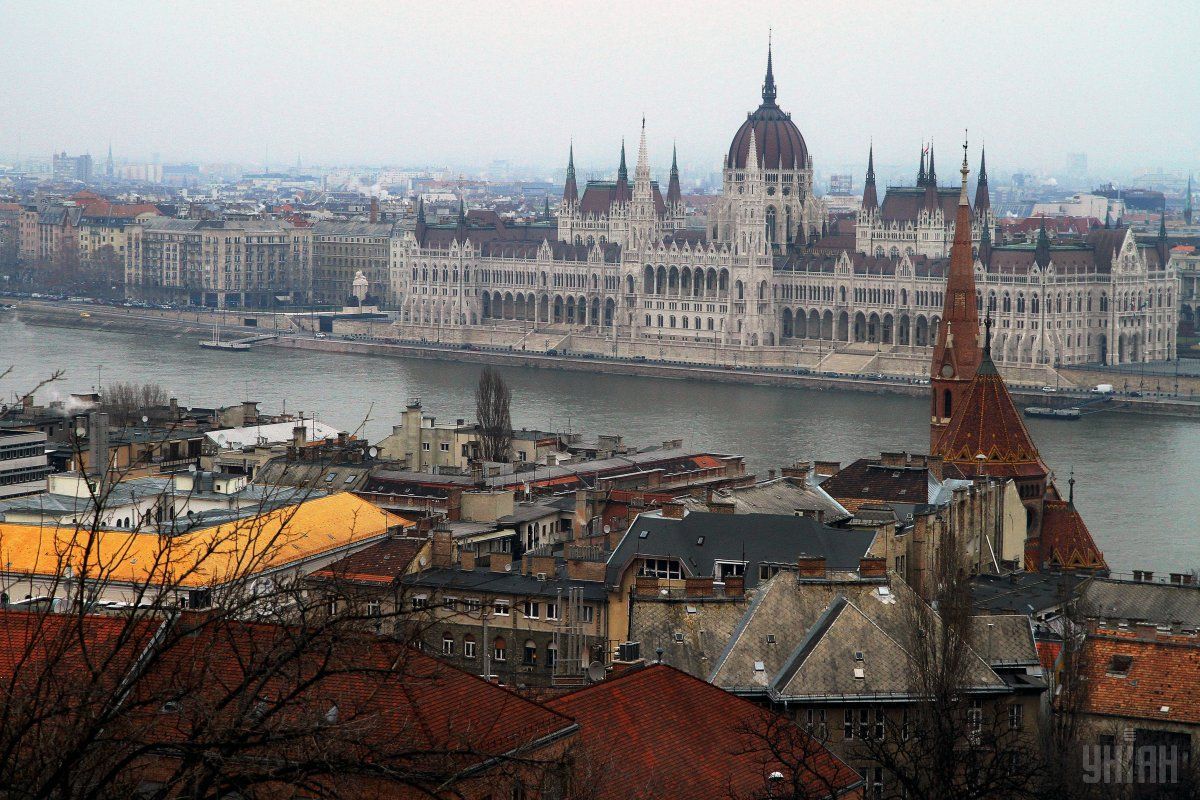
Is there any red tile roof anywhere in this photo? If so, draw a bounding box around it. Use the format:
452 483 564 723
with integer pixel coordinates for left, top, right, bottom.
1079 628 1200 726
1028 500 1106 571
547 664 861 800
309 536 426 584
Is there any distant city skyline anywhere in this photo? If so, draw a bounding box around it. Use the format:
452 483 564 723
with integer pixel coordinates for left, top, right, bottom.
1 1 1196 177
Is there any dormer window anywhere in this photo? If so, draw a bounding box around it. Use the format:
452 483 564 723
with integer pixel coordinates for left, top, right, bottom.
1108 654 1133 676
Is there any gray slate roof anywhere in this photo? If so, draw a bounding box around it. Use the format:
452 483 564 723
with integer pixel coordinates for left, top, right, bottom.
679 478 851 523
606 511 876 588
1078 578 1200 628
630 597 751 677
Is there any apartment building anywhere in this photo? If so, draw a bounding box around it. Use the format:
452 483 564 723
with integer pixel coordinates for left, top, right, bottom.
126 218 313 308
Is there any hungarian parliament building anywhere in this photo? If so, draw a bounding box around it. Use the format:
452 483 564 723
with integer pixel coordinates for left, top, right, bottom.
390 47 1177 370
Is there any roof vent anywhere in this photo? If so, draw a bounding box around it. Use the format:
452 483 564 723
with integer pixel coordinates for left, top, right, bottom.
878 587 891 597
696 536 705 546
639 530 649 539
854 651 865 662
766 634 777 644
686 605 697 614
674 632 684 643
754 660 766 672
1161 706 1171 713
853 667 866 679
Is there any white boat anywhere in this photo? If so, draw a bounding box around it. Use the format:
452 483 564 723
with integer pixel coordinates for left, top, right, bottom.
199 321 250 351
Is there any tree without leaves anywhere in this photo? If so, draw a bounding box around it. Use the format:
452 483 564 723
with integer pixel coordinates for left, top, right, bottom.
102 381 169 427
474 368 512 464
0 402 566 800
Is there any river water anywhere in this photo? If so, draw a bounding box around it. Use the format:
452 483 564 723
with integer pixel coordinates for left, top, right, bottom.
2 315 1196 574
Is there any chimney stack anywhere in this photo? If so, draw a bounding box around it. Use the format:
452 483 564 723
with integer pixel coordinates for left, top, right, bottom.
369 196 379 224
859 557 887 579
796 554 827 580
661 501 685 519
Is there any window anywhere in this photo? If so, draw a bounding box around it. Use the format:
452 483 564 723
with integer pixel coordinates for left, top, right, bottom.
494 599 510 616
546 602 559 620
715 560 747 580
439 442 450 452
463 635 476 659
901 707 911 741
843 708 854 740
638 558 681 579
522 639 537 665
546 642 558 669
411 595 429 610
967 698 983 736
328 599 338 616
1008 703 1023 730
874 706 885 740
421 442 430 451
805 708 827 739
493 637 507 662
442 633 455 655
577 605 595 624
522 600 540 619
463 598 482 613
1107 654 1133 676
759 564 782 582
858 707 870 740
366 600 381 617
444 597 459 613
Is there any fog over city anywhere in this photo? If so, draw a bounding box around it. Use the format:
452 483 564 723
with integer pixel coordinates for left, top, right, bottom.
2 0 1196 176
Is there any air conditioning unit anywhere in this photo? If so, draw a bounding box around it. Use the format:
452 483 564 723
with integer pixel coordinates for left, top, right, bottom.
617 641 641 662
536 572 547 581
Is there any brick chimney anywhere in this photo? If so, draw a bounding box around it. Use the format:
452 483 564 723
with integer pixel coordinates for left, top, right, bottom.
723 576 745 597
879 451 906 467
814 460 841 478
707 498 736 514
431 528 453 569
635 576 661 597
685 577 714 597
925 454 944 481
460 550 476 572
781 462 811 484
369 196 379 224
859 557 887 579
796 555 827 579
490 552 512 573
661 501 685 519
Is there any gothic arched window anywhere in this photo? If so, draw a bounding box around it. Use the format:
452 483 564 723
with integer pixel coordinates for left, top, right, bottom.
766 206 777 244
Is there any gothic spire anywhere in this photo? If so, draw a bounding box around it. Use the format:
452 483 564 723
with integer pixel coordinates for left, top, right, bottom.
667 142 682 206
563 141 578 204
927 144 937 186
635 117 650 184
974 145 990 213
861 142 878 211
918 144 927 187
1104 206 1111 229
762 32 777 106
617 139 628 185
923 141 941 213
416 197 425 224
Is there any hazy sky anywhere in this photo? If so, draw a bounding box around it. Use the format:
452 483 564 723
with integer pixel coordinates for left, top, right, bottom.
1 0 1195 178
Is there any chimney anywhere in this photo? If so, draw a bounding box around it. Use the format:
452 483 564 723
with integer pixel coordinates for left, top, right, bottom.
460 550 476 572
169 397 179 420
707 497 736 514
490 552 512 573
814 460 841 478
87 411 110 484
880 451 905 467
781 462 811 485
634 576 661 597
723 576 745 597
431 528 453 569
859 557 887 579
337 431 349 448
369 196 379 224
1134 622 1159 641
528 555 556 577
685 577 714 597
926 454 944 481
21 394 33 412
1170 573 1197 586
1133 569 1154 583
241 400 257 425
661 501 685 519
566 558 606 582
292 424 307 451
767 468 777 480
796 555 827 579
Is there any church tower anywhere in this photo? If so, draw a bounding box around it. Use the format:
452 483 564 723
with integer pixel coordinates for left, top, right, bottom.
629 120 658 252
930 140 982 449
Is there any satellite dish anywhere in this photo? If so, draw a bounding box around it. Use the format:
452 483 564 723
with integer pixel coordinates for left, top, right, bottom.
141 415 149 424
504 563 513 572
187 464 197 473
418 556 427 567
368 446 379 458
603 524 611 534
586 661 605 683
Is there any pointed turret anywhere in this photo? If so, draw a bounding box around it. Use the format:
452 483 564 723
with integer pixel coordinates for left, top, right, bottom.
1104 206 1112 229
414 198 426 244
929 139 982 449
861 143 878 212
923 143 940 213
978 223 993 266
974 146 990 213
667 143 682 207
562 142 578 205
1158 205 1170 266
617 139 628 185
634 117 651 190
762 35 777 107
1034 216 1051 268
543 196 551 221
918 144 927 187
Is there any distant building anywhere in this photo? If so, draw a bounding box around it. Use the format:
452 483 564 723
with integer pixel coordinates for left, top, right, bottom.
51 151 92 182
311 220 394 305
126 217 313 308
0 430 49 500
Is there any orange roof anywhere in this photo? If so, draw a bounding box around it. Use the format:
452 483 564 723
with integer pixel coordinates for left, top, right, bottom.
1079 628 1200 726
0 493 411 588
933 352 1047 480
690 455 726 470
1028 500 1106 571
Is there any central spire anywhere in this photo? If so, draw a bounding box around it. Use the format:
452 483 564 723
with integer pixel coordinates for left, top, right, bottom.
762 33 777 106
617 139 628 185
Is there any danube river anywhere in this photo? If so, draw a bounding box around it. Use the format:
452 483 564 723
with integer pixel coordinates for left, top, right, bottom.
3 316 1196 574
